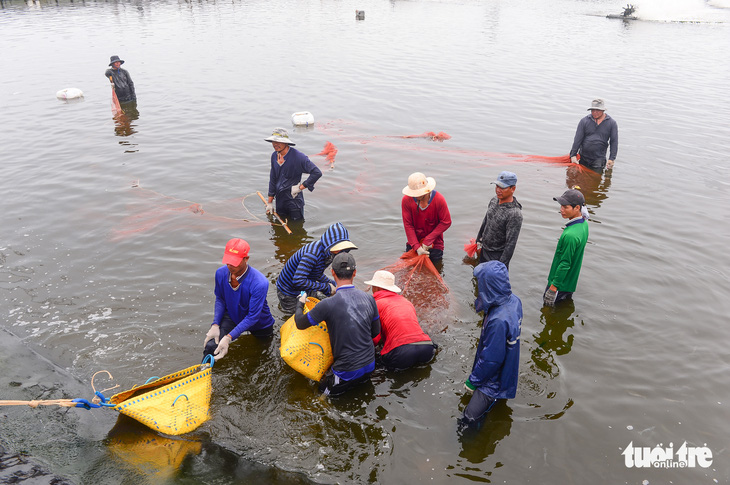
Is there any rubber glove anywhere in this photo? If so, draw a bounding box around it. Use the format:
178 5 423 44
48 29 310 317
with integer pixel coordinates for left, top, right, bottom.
265 202 274 214
204 324 220 346
416 246 430 256
570 156 578 164
606 159 615 170
214 335 231 360
298 291 307 305
464 379 475 394
543 287 558 307
476 242 482 252
291 185 303 197
328 283 337 296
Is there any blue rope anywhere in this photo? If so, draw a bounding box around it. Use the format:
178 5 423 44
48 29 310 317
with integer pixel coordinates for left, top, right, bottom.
72 398 101 410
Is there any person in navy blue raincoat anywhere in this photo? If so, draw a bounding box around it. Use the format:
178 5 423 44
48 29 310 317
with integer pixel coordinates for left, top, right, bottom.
264 128 322 221
462 260 522 426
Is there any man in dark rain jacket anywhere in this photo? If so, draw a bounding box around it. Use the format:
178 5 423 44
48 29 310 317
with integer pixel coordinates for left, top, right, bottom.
462 261 522 426
276 222 357 314
570 98 618 172
104 55 136 103
265 128 322 221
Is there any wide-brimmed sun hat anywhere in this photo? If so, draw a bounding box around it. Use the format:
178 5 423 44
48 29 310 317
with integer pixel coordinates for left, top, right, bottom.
265 127 296 146
109 55 125 66
587 99 606 111
364 270 402 293
402 172 436 197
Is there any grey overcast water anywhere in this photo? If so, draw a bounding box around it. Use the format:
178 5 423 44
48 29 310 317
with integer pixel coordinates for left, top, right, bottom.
1 0 730 483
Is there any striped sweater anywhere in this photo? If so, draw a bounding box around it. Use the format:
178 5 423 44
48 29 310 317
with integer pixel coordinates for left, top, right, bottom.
276 223 352 296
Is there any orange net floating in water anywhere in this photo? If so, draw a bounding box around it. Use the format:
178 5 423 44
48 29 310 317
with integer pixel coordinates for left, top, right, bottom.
315 141 338 165
380 250 451 332
400 131 451 142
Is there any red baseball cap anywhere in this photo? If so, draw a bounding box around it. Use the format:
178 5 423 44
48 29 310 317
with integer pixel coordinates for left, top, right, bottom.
222 238 250 266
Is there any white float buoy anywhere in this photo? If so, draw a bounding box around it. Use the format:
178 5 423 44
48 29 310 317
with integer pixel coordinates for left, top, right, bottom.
56 88 84 100
291 111 315 127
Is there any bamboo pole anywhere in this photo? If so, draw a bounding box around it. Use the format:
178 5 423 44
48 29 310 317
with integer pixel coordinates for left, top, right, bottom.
257 191 292 234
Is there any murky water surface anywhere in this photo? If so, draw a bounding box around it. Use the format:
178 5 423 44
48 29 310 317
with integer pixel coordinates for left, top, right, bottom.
1 0 730 483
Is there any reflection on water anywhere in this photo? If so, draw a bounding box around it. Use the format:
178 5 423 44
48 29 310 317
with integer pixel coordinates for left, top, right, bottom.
104 416 203 481
114 101 139 139
87 415 310 484
268 218 312 266
533 300 580 378
565 164 613 217
457 401 513 467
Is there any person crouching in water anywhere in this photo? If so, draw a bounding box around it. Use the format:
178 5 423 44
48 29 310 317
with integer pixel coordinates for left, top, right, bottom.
365 270 437 370
294 252 381 396
462 261 522 427
202 239 275 361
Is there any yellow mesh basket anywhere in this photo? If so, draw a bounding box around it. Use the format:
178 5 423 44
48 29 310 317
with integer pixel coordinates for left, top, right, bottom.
280 297 333 381
107 362 212 436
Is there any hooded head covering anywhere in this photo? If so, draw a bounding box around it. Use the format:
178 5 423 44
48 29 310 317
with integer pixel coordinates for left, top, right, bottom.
474 261 512 313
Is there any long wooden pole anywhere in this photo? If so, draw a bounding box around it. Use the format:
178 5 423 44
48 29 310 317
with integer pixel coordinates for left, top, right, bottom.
257 191 292 234
0 399 78 408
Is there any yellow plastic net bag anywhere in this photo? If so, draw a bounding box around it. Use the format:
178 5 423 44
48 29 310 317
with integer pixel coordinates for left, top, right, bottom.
280 297 333 381
107 362 213 436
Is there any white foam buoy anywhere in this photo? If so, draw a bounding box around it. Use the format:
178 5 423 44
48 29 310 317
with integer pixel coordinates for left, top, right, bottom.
56 88 84 100
291 111 315 127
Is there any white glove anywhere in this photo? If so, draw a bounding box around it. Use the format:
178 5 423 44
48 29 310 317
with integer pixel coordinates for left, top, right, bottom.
265 202 274 214
543 287 558 307
328 283 337 296
291 185 303 197
476 242 482 251
204 325 220 346
416 246 430 256
298 291 307 305
606 159 615 170
570 156 578 164
214 335 231 360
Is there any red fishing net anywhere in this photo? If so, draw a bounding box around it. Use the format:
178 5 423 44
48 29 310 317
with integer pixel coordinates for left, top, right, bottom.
463 238 478 258
380 250 451 332
400 131 451 142
315 141 338 165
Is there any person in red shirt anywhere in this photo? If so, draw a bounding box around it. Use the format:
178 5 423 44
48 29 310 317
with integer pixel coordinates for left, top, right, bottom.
401 172 452 262
366 270 437 370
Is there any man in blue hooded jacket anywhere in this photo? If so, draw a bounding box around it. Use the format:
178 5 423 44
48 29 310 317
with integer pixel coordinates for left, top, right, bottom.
462 260 522 426
276 222 357 314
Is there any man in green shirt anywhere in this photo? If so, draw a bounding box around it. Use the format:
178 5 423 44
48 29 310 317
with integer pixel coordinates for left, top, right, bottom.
544 189 589 307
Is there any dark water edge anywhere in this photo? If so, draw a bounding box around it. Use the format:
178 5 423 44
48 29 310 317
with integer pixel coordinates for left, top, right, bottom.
0 329 312 485
0 444 73 485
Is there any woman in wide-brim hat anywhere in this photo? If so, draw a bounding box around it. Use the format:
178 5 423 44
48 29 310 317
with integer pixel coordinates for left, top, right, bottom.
402 172 436 197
